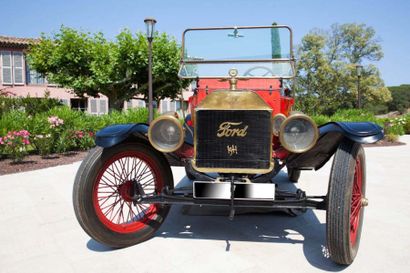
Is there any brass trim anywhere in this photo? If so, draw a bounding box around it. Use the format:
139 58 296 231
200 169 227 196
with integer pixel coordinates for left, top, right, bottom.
148 115 185 153
193 90 273 174
272 113 286 136
196 90 273 110
279 113 319 153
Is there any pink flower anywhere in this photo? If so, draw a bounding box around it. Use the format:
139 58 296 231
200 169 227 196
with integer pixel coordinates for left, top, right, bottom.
48 116 64 128
23 139 30 145
0 137 3 145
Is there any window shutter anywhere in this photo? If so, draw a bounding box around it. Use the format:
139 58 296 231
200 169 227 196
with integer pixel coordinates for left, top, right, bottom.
90 99 98 113
13 52 24 84
170 101 176 112
100 100 107 113
160 100 166 113
1 51 12 84
127 100 132 110
25 61 30 84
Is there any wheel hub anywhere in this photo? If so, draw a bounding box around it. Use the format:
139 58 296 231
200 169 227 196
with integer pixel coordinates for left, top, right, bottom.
118 181 133 202
361 197 369 207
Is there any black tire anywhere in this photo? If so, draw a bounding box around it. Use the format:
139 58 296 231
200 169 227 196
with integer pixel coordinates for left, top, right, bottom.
287 168 301 183
73 142 173 248
327 139 366 265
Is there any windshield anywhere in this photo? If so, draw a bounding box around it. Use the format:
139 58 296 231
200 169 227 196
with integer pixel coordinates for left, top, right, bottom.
179 26 295 79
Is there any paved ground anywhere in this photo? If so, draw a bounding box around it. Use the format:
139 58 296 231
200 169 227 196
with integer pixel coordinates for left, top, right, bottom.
1 136 410 273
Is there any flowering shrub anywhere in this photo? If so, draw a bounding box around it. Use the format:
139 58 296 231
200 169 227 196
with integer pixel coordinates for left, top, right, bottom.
402 114 410 134
33 134 52 157
385 117 405 136
0 130 31 161
48 116 64 128
71 130 95 150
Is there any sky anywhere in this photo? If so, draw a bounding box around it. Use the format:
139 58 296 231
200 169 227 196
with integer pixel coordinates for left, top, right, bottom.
1 0 409 86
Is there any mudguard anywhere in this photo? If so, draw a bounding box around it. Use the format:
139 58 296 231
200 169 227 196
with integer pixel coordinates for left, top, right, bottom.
95 123 149 148
95 121 194 148
286 122 384 171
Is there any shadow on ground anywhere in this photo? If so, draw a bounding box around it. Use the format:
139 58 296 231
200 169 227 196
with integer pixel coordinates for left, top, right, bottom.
87 171 346 272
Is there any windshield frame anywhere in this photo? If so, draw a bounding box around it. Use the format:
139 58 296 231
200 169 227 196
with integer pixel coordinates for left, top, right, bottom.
179 25 295 79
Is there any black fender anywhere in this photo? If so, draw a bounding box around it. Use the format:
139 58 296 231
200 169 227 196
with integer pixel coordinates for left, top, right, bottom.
95 123 149 148
95 121 194 148
286 122 384 171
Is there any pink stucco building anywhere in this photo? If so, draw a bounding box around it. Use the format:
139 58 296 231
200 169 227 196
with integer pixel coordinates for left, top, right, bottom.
0 35 191 115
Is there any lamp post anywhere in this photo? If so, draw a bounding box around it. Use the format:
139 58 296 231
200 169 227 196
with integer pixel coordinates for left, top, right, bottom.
356 64 363 109
144 17 156 123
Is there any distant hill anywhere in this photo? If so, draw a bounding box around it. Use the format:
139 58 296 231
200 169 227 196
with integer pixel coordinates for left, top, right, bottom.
387 84 410 113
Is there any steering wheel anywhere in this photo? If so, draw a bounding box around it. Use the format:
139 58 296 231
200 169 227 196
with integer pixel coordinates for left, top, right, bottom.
243 66 274 77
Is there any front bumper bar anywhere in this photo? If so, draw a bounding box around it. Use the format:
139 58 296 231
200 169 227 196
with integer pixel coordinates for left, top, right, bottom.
135 188 327 211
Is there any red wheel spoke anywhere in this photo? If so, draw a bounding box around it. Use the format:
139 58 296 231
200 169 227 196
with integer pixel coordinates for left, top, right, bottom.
98 189 118 205
103 196 119 219
110 199 123 223
101 197 120 214
130 158 139 179
350 157 364 246
118 158 128 181
100 177 117 187
351 203 361 216
140 178 155 188
132 159 143 179
105 167 123 185
112 161 126 184
135 164 149 181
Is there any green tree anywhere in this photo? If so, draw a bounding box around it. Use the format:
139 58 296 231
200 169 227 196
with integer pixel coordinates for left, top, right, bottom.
28 27 189 111
388 84 410 113
295 23 391 115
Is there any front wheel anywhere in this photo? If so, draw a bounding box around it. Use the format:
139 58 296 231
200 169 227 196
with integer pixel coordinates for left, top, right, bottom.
73 142 173 248
327 139 367 265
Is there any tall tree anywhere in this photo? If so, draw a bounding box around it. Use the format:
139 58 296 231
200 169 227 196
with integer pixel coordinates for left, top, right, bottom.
28 27 189 111
295 23 391 115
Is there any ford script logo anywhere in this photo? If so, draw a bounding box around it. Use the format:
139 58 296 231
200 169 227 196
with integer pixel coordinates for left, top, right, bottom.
217 122 248 137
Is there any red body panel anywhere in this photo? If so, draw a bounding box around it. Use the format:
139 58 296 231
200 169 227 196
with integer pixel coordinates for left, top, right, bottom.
189 78 294 119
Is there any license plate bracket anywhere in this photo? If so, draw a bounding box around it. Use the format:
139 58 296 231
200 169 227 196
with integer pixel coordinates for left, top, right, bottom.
193 181 275 200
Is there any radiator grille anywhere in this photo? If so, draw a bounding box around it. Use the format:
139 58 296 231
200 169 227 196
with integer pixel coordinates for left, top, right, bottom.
195 110 272 172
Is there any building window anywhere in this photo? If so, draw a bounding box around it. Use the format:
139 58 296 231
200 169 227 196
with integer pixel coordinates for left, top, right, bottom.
1 51 26 85
70 98 88 112
1 51 12 84
13 52 24 84
136 100 145 108
89 98 108 115
100 100 107 113
160 100 169 113
60 99 70 106
126 100 133 109
26 63 46 85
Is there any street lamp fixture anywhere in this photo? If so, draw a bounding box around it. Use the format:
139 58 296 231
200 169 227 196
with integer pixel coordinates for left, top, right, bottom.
144 17 157 123
355 64 363 109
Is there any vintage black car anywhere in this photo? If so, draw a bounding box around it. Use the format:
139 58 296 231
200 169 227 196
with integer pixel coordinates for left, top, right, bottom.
73 25 383 265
